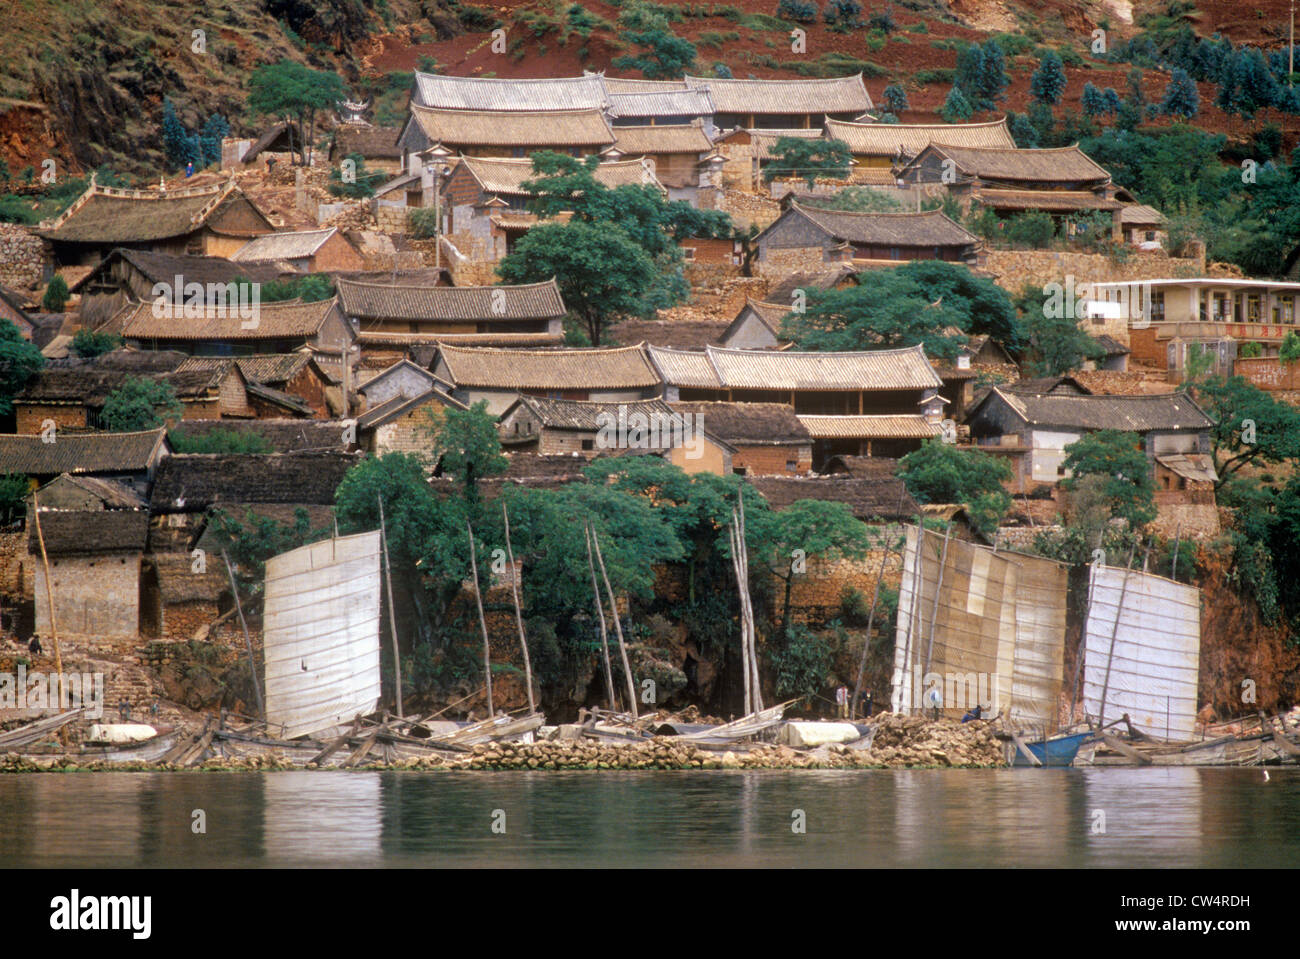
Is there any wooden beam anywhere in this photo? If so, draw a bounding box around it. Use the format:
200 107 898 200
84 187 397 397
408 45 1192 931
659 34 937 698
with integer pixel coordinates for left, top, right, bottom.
1100 732 1152 765
1261 712 1300 757
466 521 494 717
222 550 264 720
30 492 62 683
1011 732 1042 767
377 496 403 719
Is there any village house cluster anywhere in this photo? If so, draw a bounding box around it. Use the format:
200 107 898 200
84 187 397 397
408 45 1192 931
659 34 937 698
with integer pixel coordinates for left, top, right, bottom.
0 66 1291 702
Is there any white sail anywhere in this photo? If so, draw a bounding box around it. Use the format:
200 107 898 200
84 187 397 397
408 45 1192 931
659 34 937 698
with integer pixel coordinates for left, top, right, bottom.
1083 565 1201 742
263 531 383 739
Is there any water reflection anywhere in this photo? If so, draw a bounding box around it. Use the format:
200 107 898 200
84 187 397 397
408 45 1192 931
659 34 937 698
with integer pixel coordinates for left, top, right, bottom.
0 768 1296 868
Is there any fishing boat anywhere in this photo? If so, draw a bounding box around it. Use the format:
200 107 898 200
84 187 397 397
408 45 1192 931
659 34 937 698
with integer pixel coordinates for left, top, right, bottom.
1009 730 1094 767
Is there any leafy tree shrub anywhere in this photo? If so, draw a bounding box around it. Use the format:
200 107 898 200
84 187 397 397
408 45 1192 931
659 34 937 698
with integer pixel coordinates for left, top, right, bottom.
777 0 818 22
41 275 69 312
70 329 122 358
882 83 909 113
99 377 183 432
168 428 273 454
1030 50 1067 104
1002 210 1055 248
941 85 973 121
1160 67 1200 118
1060 429 1157 528
823 0 864 33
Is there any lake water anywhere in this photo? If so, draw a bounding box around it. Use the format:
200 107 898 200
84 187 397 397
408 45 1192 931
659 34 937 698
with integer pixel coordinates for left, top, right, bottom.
2 767 1297 868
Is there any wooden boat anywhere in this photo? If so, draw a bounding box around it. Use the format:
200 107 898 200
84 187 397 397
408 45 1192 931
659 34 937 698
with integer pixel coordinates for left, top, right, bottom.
1010 730 1094 767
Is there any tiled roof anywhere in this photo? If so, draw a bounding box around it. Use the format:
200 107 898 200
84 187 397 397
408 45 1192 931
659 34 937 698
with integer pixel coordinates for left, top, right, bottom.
409 105 615 148
413 72 610 111
117 297 341 341
684 73 872 115
609 88 715 120
772 202 978 247
750 475 919 521
648 344 942 391
454 155 660 195
982 388 1212 432
72 249 286 292
824 117 1015 157
439 344 661 390
920 143 1111 184
764 266 857 304
1119 203 1165 225
797 414 942 439
38 473 148 509
0 428 167 475
30 508 149 556
167 419 351 453
976 188 1120 211
733 127 824 160
338 277 565 322
608 318 730 350
357 330 564 348
331 124 403 159
670 401 810 445
356 388 467 430
600 76 692 94
1156 453 1218 483
611 123 713 156
509 395 674 431
232 228 339 262
38 182 262 244
150 451 360 512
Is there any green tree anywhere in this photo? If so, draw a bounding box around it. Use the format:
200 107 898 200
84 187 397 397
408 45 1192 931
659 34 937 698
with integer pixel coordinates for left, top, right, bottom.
1014 282 1105 376
611 4 697 79
1060 429 1157 529
207 506 329 604
823 0 863 33
1192 374 1300 488
328 151 384 198
761 137 853 188
0 319 44 416
882 83 909 114
1280 330 1300 364
941 85 973 122
161 97 198 169
497 220 656 345
1081 82 1110 116
0 473 28 525
425 401 508 507
1160 68 1200 119
99 376 183 431
246 60 346 165
69 328 122 358
1030 50 1067 105
803 185 904 213
754 498 872 635
898 439 1013 535
778 273 969 360
42 275 69 312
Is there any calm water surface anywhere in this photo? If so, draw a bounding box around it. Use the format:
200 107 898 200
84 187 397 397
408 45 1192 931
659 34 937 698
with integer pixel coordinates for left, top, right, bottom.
2 767 1297 868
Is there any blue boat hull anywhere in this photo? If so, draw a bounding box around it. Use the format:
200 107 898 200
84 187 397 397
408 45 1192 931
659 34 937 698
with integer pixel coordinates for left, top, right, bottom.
1012 731 1093 767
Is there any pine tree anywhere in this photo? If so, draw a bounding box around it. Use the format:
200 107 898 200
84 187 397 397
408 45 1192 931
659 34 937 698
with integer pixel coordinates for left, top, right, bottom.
1103 87 1122 114
1160 68 1200 119
1030 50 1067 105
1081 82 1108 116
882 83 909 114
161 98 193 169
1007 111 1039 148
976 39 1009 107
1238 49 1278 116
941 86 973 122
954 43 985 105
197 114 230 167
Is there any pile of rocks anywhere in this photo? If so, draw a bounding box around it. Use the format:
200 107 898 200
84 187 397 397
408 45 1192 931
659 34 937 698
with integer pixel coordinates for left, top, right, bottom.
864 714 1005 767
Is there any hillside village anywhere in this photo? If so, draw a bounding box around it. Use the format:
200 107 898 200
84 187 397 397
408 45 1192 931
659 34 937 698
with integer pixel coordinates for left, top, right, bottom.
2 0 1300 739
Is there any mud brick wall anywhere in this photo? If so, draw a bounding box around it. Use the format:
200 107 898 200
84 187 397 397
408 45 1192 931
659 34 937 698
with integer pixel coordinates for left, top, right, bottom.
35 553 140 643
375 204 408 234
0 530 31 602
732 444 812 476
0 223 51 290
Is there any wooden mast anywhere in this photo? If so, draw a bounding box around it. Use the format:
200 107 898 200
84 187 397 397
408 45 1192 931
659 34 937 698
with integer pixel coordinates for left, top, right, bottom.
501 502 535 714
377 496 403 719
591 525 638 720
30 492 62 683
466 521 494 717
585 523 618 711
221 550 264 720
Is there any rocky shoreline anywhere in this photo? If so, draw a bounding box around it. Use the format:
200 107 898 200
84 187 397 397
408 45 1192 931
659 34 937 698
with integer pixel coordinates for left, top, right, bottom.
0 715 1009 772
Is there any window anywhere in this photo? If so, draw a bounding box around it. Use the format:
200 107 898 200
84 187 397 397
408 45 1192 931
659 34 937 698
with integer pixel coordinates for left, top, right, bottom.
581 439 594 451
786 461 798 472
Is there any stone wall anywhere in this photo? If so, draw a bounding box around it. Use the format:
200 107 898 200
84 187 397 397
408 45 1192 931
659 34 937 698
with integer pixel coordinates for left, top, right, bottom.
35 553 140 643
375 203 408 234
758 246 826 276
982 248 1206 296
0 223 51 291
717 189 780 230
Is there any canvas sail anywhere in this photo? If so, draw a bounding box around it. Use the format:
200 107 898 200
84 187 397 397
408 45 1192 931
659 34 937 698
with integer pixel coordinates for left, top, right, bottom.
263 531 383 739
890 525 1018 718
890 526 1069 727
1082 565 1201 742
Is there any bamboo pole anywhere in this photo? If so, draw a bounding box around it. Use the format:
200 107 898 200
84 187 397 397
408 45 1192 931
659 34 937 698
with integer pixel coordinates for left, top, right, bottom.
591 526 638 720
466 521 494 717
851 529 897 720
29 493 62 685
923 521 954 676
221 550 264 720
1096 542 1138 731
377 496 403 719
729 515 752 715
738 493 762 711
897 523 925 712
501 502 535 714
585 524 617 711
